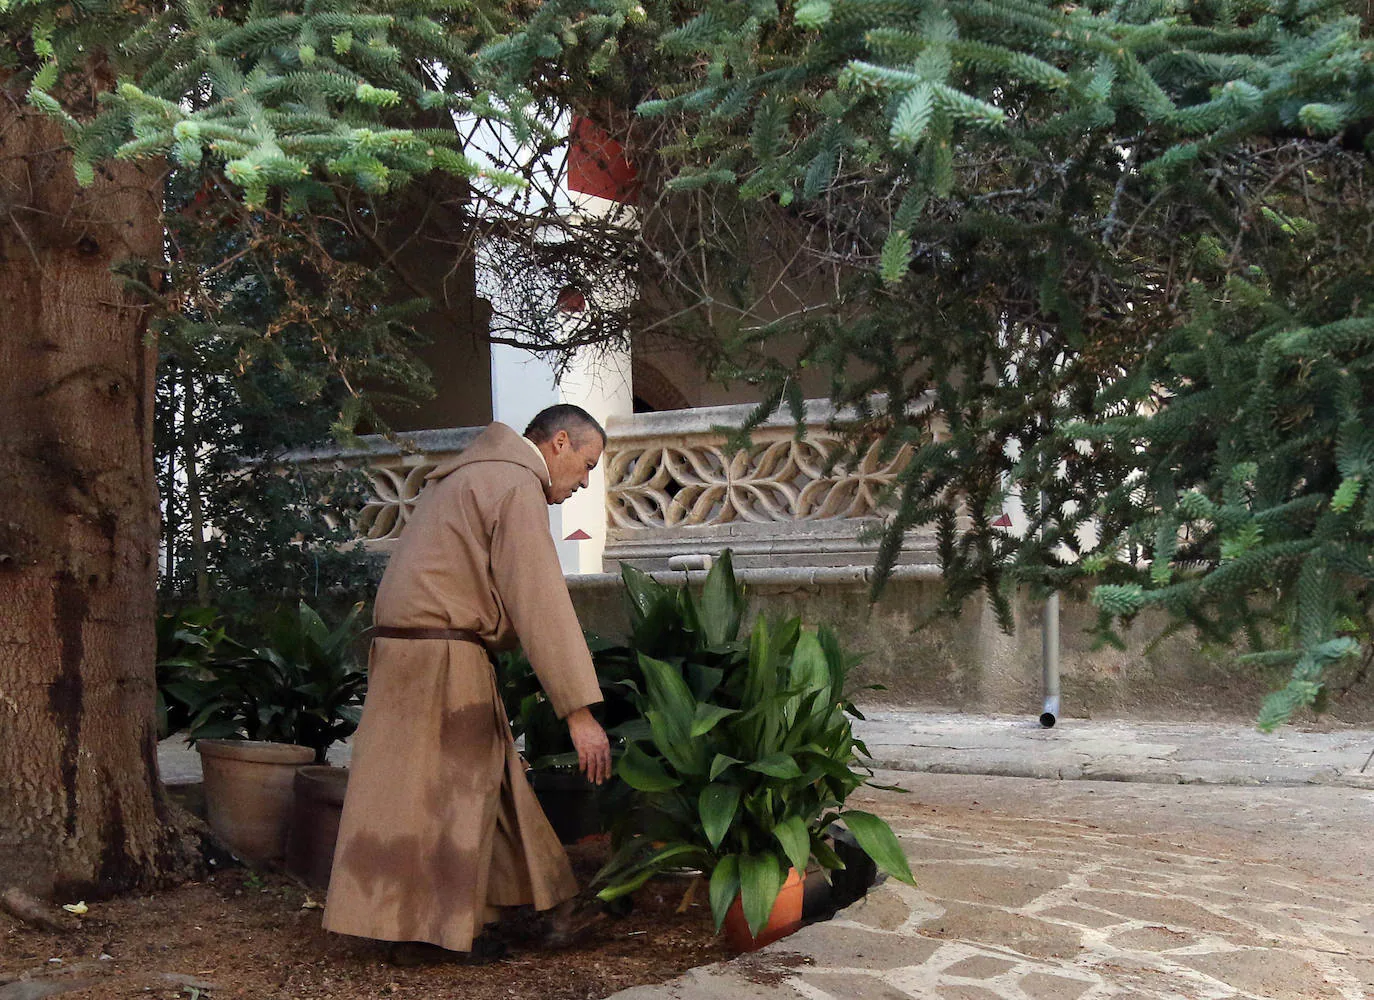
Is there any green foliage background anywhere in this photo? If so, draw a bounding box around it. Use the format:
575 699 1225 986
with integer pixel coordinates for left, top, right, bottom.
494 0 1374 725
6 0 1374 724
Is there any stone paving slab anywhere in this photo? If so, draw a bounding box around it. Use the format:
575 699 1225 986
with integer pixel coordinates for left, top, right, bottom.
855 710 1374 788
608 773 1374 1000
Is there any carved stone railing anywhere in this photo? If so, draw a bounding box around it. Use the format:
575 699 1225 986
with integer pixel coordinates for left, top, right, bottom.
287 399 942 570
602 399 939 571
284 426 482 550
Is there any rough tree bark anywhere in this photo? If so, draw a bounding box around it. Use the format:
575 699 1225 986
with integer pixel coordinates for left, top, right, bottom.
0 83 197 898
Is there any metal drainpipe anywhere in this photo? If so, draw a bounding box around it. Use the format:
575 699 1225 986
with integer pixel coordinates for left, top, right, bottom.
1040 591 1060 728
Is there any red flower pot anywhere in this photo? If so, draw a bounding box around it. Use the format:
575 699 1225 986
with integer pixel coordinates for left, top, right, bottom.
722 867 804 952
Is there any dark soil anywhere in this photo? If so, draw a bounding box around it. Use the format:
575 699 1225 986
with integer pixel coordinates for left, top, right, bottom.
0 841 729 999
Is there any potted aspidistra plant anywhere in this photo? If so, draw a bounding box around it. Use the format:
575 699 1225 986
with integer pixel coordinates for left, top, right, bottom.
595 556 915 951
500 552 752 842
169 601 367 865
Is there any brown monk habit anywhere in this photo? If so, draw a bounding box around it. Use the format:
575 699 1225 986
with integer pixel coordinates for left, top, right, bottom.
323 422 603 951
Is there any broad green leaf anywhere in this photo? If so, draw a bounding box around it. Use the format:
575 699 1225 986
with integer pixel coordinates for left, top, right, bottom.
710 753 742 780
797 751 859 785
621 563 666 621
597 842 704 901
772 816 811 875
840 811 915 885
738 852 785 937
699 550 744 646
709 854 741 930
748 753 803 779
326 601 365 649
685 663 725 701
639 654 698 735
772 617 802 658
298 601 330 647
640 654 707 774
744 615 772 708
647 709 705 776
677 588 702 637
619 742 682 792
787 631 831 704
699 783 741 850
592 833 652 885
810 834 845 871
609 719 652 741
691 703 739 738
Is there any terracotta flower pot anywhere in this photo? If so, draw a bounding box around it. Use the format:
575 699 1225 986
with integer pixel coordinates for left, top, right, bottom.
284 765 350 889
196 739 313 864
722 866 805 952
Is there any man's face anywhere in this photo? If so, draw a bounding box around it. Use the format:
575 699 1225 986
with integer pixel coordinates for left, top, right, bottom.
539 428 604 505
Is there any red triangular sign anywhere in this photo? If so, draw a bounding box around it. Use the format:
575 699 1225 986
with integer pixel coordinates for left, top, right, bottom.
564 528 592 541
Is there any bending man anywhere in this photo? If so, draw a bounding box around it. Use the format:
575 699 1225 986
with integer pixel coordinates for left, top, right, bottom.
324 404 612 960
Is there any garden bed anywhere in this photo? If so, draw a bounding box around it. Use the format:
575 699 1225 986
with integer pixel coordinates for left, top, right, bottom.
0 841 730 1000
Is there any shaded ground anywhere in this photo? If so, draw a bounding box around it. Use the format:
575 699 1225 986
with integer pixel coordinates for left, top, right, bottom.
0 841 728 1000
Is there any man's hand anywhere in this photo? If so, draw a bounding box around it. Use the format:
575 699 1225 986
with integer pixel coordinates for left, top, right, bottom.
566 707 612 785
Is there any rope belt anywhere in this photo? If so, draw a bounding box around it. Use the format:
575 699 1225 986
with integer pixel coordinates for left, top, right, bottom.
371 625 485 644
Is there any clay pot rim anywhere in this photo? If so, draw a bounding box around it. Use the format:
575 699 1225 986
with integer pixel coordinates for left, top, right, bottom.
294 764 349 804
196 739 315 764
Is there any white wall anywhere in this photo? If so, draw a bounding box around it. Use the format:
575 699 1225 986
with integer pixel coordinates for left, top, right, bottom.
555 347 633 573
489 340 633 574
477 120 638 573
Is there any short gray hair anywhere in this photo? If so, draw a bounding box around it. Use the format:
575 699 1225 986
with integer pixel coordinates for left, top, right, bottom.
524 404 607 447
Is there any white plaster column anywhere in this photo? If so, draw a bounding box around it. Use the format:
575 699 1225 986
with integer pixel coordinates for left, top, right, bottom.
489 342 632 573
555 346 633 574
489 345 578 569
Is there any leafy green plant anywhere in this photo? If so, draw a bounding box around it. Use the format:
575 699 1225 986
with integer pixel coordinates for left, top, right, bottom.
170 601 368 763
594 557 914 938
499 551 752 770
155 607 229 740
497 633 643 769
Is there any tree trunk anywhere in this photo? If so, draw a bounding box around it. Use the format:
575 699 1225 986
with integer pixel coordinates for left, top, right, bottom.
0 86 197 897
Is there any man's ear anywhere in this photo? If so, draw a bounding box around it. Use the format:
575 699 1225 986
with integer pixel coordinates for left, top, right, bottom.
553 429 570 452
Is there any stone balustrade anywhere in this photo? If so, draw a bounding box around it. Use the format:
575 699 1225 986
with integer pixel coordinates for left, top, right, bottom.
288 399 940 569
285 426 481 550
601 399 939 571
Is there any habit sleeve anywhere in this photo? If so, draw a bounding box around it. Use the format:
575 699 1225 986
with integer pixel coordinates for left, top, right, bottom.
490 479 603 719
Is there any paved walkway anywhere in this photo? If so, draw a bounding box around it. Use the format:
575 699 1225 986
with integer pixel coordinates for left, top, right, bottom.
856 710 1374 788
158 709 1374 789
611 772 1374 1000
599 712 1374 1000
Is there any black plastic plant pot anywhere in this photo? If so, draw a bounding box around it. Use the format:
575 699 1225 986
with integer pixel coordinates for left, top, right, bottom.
802 826 882 921
527 768 603 844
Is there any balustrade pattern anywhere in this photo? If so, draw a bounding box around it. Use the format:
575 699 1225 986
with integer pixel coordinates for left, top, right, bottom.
300 405 924 558
605 433 912 529
354 459 442 542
